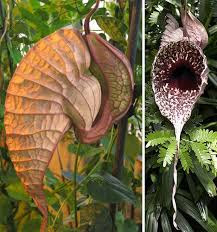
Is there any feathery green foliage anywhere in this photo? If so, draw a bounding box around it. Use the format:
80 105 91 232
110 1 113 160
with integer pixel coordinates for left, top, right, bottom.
179 147 193 173
157 139 176 167
146 130 173 147
191 142 211 167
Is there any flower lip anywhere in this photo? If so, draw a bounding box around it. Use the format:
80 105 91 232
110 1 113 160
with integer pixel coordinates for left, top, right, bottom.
153 40 205 92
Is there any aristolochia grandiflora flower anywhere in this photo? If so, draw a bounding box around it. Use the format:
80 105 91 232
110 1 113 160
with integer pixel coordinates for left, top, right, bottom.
152 6 208 230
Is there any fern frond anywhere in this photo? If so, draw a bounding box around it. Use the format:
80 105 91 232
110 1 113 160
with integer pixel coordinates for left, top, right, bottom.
148 11 159 25
179 148 193 173
191 142 211 167
157 147 167 164
157 139 176 167
190 129 217 143
211 155 217 176
148 4 164 26
146 130 174 148
209 141 217 152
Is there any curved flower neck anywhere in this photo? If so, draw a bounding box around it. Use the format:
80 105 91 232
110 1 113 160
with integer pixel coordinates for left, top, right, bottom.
84 0 100 35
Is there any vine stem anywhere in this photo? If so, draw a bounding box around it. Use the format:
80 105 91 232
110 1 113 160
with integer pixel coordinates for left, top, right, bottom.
0 0 14 76
51 154 102 229
84 0 100 35
172 143 179 230
110 0 141 226
57 146 72 228
73 144 80 228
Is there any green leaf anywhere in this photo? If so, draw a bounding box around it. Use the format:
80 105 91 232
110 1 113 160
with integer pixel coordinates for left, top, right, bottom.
6 181 31 202
206 211 217 231
157 139 176 167
160 165 173 208
146 130 174 147
95 16 127 43
208 72 217 89
179 147 193 173
211 154 217 175
148 11 160 25
7 41 23 65
197 200 208 221
68 144 104 157
191 142 211 166
86 173 136 204
124 134 142 160
161 211 172 232
186 174 200 202
176 211 194 232
208 58 217 69
198 97 217 106
0 194 12 224
29 0 40 10
176 194 214 231
45 169 59 187
190 129 217 143
193 159 217 197
16 209 41 232
209 25 217 35
165 0 181 7
22 218 41 232
79 204 112 232
0 104 4 118
18 7 50 36
115 211 138 232
146 211 158 232
0 225 7 232
199 0 213 24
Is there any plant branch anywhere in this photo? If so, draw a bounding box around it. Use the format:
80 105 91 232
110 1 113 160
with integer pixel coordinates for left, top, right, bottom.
110 0 141 225
0 0 14 76
112 0 141 184
84 0 100 35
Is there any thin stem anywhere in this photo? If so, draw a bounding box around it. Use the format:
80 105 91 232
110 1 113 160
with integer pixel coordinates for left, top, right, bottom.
203 122 217 129
51 193 72 229
172 144 179 230
0 0 14 76
111 0 141 227
84 0 100 35
112 0 141 184
181 0 187 5
106 127 118 161
53 155 102 194
57 146 72 228
51 154 102 229
73 144 80 228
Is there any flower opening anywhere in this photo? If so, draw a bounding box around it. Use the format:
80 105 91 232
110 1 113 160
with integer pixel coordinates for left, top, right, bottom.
152 40 208 140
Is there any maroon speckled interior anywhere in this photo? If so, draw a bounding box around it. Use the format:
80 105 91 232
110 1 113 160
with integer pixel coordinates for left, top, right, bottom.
168 62 199 91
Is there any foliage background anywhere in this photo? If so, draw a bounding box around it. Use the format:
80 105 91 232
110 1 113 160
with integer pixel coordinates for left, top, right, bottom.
0 0 142 231
145 0 217 231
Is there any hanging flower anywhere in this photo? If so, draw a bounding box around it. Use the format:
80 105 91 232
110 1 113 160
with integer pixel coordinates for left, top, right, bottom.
152 7 209 230
152 10 208 142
